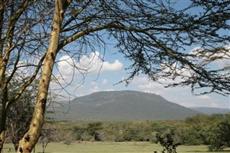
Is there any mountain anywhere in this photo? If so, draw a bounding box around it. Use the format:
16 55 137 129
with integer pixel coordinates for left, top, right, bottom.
191 107 230 115
53 90 199 121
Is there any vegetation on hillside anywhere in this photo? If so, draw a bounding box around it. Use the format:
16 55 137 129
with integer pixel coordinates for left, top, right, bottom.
56 91 198 121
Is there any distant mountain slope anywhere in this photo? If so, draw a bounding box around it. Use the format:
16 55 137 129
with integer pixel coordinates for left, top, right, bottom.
54 90 199 121
191 107 230 115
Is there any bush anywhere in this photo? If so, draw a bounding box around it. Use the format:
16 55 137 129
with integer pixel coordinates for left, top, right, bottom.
63 139 72 145
73 126 86 140
155 129 181 153
208 120 230 151
180 127 208 145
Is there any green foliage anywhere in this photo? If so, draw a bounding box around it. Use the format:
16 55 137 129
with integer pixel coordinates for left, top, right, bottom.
178 122 210 145
155 129 181 153
63 139 72 145
73 126 86 141
44 113 230 148
4 142 224 153
86 122 103 141
6 80 37 150
208 120 230 151
86 122 102 136
73 122 103 141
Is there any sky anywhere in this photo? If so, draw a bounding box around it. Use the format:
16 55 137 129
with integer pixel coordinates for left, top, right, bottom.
50 0 230 109
50 49 230 109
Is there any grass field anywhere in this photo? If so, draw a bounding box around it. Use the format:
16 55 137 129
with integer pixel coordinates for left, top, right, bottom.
3 142 230 153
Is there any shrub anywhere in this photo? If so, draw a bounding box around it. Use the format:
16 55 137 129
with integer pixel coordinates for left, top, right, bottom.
208 120 230 151
155 129 181 153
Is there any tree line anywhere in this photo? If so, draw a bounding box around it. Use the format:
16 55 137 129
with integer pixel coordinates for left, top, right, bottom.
36 114 230 151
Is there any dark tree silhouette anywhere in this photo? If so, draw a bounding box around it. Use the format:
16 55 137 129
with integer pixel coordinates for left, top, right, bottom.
156 129 181 153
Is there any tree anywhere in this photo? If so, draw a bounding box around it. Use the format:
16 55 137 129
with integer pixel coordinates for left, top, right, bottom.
7 90 34 151
208 120 230 151
86 122 103 141
6 79 39 151
0 77 38 152
0 1 50 152
73 126 86 141
0 1 228 153
155 129 181 153
39 127 56 153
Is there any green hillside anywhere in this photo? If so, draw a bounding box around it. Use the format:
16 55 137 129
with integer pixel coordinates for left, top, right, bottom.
53 90 199 121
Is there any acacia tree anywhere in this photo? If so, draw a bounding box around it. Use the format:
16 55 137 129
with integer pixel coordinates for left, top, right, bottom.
6 79 39 151
0 1 53 152
0 0 229 153
7 90 34 151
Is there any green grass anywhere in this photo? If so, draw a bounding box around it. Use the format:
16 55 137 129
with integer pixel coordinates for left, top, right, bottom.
3 142 230 153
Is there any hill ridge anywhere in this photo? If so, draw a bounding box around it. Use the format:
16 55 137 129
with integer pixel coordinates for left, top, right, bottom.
54 90 199 121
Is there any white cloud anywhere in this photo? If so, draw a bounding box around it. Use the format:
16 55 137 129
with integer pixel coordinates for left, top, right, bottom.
131 76 164 95
102 60 123 72
159 45 230 82
190 45 230 68
74 80 115 96
198 95 211 100
77 51 123 73
102 79 108 85
90 81 100 93
55 52 123 85
130 75 230 108
57 55 75 81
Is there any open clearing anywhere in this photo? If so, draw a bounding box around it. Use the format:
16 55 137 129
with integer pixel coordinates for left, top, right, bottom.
4 142 230 153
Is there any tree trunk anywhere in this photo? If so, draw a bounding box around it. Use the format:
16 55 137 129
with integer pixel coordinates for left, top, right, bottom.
0 131 5 153
0 99 7 153
14 143 19 152
0 86 6 153
16 1 68 153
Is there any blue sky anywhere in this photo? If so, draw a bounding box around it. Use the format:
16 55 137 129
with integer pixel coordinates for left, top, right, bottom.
50 48 230 109
50 0 230 109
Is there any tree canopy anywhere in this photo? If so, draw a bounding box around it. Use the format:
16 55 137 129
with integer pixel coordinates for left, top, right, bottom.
0 0 229 153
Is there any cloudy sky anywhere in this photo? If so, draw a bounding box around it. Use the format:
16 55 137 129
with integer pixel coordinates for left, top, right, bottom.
49 0 229 109
50 49 230 109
